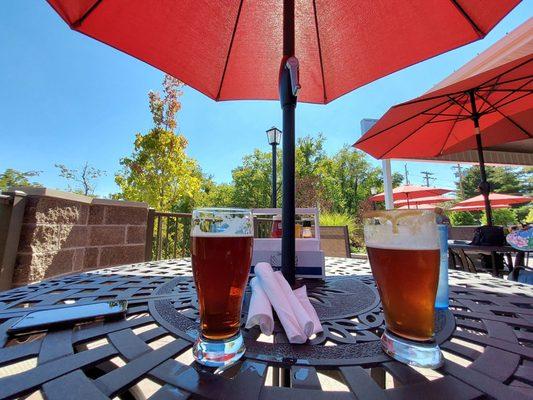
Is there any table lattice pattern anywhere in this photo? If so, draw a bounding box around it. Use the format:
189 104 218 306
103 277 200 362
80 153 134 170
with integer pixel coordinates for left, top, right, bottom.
0 258 531 399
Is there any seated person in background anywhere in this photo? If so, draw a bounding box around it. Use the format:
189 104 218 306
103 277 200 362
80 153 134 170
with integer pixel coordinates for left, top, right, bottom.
435 207 451 225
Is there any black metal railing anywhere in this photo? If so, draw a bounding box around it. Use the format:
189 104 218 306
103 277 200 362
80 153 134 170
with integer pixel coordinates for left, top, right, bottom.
145 210 192 261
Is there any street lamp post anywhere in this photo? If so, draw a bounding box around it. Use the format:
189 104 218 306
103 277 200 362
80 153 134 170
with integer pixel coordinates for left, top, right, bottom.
266 127 282 208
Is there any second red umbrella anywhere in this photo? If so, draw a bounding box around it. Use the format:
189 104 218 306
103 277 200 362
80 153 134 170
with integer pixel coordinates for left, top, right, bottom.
355 20 532 227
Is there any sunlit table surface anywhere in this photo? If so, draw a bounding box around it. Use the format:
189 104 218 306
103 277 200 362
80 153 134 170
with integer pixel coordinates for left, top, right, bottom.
0 257 531 399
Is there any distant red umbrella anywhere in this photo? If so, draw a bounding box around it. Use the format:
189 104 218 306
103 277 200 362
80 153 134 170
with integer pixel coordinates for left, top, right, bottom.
451 204 509 212
370 185 452 208
46 0 520 283
453 193 532 209
394 195 454 208
398 204 438 210
355 22 533 226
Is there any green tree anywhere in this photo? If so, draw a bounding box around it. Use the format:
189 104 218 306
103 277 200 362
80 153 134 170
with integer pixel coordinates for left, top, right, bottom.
526 208 533 224
0 168 41 190
198 178 235 208
55 162 106 196
481 208 517 226
115 75 202 211
459 166 530 199
515 205 532 223
449 211 479 226
231 149 278 208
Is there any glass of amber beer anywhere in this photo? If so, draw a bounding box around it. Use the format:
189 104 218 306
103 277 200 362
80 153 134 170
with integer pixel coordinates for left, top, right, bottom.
364 210 443 368
190 208 253 367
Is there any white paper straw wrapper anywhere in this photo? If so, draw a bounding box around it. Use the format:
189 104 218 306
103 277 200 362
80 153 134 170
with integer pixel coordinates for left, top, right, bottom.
254 262 306 344
294 285 323 335
245 277 274 335
274 271 314 338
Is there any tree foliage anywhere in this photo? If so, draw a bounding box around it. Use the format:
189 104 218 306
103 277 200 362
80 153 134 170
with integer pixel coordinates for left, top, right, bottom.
231 149 278 208
115 75 202 211
459 166 530 199
0 169 41 191
481 208 517 226
55 162 106 196
449 211 479 226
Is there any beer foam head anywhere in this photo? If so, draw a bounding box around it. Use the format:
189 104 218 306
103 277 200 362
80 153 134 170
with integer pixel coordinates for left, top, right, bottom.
363 210 438 250
191 208 253 237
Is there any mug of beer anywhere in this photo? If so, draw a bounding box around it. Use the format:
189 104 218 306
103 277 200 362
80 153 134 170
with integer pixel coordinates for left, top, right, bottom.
191 208 253 367
364 210 443 368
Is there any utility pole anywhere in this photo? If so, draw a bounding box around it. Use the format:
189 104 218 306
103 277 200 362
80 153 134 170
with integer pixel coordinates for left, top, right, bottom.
452 163 465 198
404 164 410 185
421 171 435 187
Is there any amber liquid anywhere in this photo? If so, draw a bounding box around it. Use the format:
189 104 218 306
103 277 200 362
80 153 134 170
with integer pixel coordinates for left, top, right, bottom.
367 247 440 341
191 236 253 340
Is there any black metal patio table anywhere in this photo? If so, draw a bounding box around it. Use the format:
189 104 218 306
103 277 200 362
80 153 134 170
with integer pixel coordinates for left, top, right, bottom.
0 257 531 399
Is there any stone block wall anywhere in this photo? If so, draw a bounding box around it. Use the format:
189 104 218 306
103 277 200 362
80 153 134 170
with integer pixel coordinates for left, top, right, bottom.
12 188 148 286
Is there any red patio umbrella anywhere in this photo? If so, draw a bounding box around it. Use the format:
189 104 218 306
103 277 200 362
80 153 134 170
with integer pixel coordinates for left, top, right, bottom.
394 195 454 208
46 0 519 283
450 204 510 211
398 204 438 210
453 193 532 209
370 184 452 208
355 20 532 227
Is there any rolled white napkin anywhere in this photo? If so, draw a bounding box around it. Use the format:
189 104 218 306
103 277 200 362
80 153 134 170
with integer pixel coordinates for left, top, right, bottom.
273 271 314 338
245 277 274 335
294 285 323 335
254 262 307 343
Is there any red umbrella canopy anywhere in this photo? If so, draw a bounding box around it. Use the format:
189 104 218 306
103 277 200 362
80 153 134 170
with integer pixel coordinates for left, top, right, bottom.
394 195 454 207
46 0 519 104
370 185 452 202
451 204 510 211
453 193 532 208
398 204 438 210
354 53 533 158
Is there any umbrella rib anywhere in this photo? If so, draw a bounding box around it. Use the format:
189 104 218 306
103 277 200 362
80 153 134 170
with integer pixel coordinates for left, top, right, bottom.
479 77 533 112
437 106 462 155
427 115 470 123
449 0 484 38
378 100 458 159
312 0 327 102
477 88 532 93
72 0 103 28
487 90 533 112
396 58 533 108
476 57 533 91
447 93 472 115
475 92 533 138
215 0 244 100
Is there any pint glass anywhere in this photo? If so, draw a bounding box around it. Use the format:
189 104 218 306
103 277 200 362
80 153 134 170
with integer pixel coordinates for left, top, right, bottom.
364 210 443 368
191 208 253 367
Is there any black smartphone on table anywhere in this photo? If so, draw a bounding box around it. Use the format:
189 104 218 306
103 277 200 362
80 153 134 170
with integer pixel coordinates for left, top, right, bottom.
8 300 127 335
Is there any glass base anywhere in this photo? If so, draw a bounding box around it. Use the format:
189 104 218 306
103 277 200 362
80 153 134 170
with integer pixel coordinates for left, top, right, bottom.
193 332 245 367
381 329 443 369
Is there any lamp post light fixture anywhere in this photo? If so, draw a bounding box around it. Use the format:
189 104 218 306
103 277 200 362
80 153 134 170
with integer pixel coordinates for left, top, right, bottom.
266 127 282 208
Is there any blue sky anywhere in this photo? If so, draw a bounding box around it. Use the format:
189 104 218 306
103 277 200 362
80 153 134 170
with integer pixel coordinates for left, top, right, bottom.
1 1 531 197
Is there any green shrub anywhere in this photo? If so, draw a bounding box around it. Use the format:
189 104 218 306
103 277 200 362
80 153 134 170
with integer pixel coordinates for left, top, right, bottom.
449 211 478 226
481 208 517 226
526 208 533 224
319 212 364 251
320 212 355 230
515 205 532 223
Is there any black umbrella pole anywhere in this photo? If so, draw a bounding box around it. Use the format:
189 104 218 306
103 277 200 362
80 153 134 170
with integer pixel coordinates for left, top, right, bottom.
469 91 492 226
281 89 296 285
280 0 296 285
476 131 493 226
